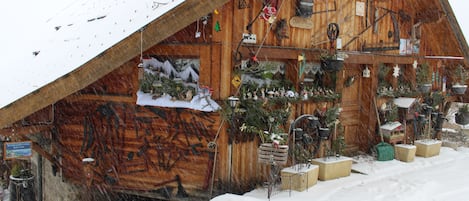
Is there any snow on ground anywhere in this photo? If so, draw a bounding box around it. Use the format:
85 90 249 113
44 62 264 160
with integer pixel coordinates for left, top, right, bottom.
212 146 469 201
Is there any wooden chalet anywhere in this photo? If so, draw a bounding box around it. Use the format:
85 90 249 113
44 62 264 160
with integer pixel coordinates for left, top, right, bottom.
1 0 468 200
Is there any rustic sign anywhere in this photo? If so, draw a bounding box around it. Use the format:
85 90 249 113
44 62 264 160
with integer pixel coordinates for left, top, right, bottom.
4 141 32 159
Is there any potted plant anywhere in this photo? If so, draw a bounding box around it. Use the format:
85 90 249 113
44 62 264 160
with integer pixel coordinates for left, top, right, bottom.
452 65 468 95
416 63 432 93
319 51 344 72
9 160 35 201
455 103 469 125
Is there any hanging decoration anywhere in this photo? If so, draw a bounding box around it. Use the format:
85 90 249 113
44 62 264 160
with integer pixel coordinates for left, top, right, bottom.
259 5 277 21
231 75 242 88
298 53 306 78
238 0 249 9
214 21 221 32
393 64 400 78
363 66 371 78
413 60 418 69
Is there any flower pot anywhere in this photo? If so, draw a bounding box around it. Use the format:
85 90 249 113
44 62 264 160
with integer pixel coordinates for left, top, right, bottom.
415 139 442 158
320 59 344 72
418 84 432 93
258 143 289 165
319 127 330 139
281 163 319 192
394 144 416 162
9 175 35 201
455 112 469 125
296 0 314 17
311 156 352 181
452 84 467 95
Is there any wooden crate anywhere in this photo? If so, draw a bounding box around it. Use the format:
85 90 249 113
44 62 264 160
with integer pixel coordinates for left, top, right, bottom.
257 143 289 165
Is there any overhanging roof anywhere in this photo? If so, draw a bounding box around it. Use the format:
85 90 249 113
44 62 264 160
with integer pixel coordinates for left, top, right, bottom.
0 0 229 129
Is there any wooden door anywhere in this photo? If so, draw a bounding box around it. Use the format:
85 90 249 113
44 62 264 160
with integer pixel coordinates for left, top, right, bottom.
338 64 363 154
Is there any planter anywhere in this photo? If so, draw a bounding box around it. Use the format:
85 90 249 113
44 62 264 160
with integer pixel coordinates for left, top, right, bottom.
415 139 442 158
394 144 416 162
320 59 344 72
296 0 314 17
418 84 432 93
311 156 352 181
9 175 35 201
258 143 289 165
319 127 330 139
281 163 319 192
455 112 469 125
452 84 467 95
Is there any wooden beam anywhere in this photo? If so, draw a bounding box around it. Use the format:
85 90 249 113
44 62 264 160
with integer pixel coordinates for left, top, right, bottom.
64 94 134 103
0 125 52 137
32 142 56 165
238 45 415 64
0 0 230 129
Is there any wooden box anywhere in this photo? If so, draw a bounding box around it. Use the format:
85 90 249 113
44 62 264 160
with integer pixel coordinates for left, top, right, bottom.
394 144 416 162
311 156 352 181
415 140 442 158
281 164 319 192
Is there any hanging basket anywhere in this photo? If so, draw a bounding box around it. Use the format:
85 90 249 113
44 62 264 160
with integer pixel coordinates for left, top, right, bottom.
452 84 467 95
455 112 469 125
257 143 289 165
320 59 344 72
418 84 432 93
319 127 330 139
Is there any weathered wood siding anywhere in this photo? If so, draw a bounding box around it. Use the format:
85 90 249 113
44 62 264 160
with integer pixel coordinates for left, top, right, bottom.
8 0 469 197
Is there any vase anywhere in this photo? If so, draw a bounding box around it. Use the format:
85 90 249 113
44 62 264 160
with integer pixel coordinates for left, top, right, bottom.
320 59 344 72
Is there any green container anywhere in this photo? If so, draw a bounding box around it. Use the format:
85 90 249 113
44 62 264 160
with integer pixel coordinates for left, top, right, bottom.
376 142 394 161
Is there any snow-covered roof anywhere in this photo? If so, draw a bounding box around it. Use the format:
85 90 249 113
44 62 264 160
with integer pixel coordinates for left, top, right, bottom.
0 0 185 109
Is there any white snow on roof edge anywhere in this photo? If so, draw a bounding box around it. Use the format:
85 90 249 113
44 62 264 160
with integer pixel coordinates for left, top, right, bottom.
0 0 185 109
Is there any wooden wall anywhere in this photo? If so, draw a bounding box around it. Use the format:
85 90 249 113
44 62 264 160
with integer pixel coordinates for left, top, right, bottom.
9 0 469 197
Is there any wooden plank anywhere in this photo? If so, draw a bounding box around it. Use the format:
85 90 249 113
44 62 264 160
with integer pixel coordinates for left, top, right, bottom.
0 125 52 137
0 0 231 129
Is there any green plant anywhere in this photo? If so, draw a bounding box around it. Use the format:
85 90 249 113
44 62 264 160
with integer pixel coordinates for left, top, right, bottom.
10 161 32 178
454 65 468 85
416 63 431 85
459 104 469 113
331 123 346 156
10 162 22 178
377 63 392 92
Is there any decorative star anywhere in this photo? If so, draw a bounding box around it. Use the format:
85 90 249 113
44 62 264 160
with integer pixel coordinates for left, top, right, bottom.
413 60 418 69
393 64 400 78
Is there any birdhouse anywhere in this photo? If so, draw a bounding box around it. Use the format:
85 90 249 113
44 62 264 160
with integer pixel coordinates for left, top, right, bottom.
394 97 418 121
380 121 405 145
